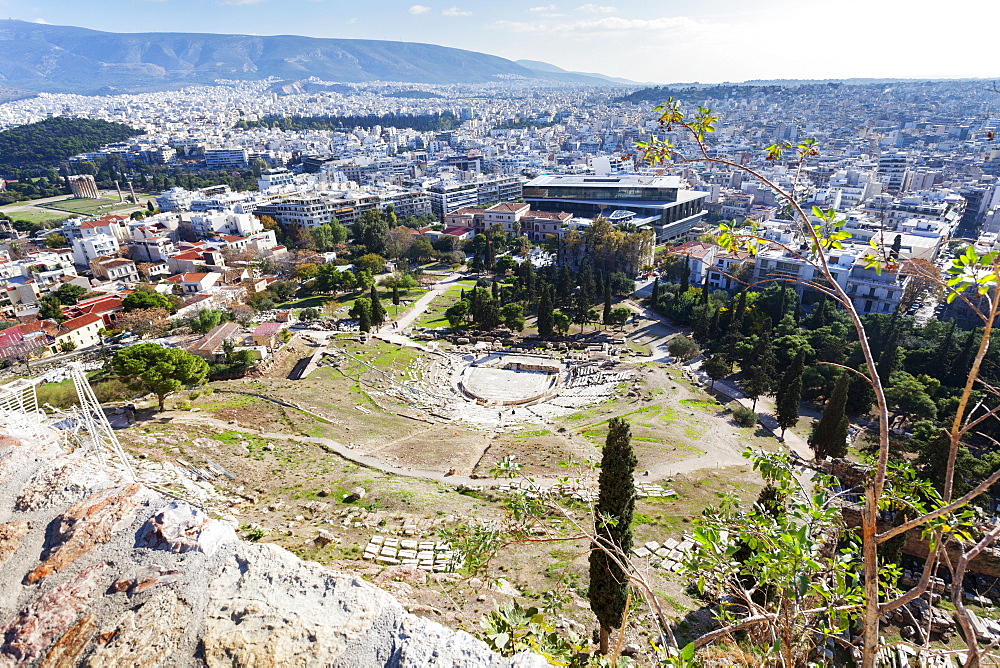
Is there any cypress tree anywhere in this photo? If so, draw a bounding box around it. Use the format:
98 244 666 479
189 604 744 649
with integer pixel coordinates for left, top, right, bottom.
651 277 660 304
743 329 776 409
810 371 850 459
537 285 554 337
589 417 637 655
579 264 595 304
369 286 386 327
775 348 805 438
890 234 902 260
680 266 690 293
845 364 876 418
491 279 499 302
392 285 400 307
603 279 612 328
358 304 371 333
734 289 748 329
556 265 573 307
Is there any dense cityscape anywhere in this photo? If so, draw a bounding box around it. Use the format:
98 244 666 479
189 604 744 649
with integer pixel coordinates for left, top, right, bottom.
2 17 1000 668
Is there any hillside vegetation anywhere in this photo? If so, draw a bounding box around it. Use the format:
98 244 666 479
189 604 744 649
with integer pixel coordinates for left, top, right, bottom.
0 117 141 168
236 112 461 133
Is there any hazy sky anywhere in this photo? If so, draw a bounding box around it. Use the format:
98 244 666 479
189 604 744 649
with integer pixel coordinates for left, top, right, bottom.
2 0 995 84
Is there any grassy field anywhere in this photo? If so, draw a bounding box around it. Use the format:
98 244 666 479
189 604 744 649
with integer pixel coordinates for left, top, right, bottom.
413 281 476 329
42 197 136 216
0 208 71 226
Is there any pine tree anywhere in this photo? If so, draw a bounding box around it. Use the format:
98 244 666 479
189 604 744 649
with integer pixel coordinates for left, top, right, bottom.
589 417 637 655
537 285 554 337
369 286 386 327
775 348 805 438
810 371 850 459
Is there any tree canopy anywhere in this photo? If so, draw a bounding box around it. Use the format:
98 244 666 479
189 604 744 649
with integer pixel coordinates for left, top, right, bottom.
0 117 142 168
111 343 208 411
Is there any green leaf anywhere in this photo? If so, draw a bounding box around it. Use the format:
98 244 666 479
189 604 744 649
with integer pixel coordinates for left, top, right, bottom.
681 642 696 661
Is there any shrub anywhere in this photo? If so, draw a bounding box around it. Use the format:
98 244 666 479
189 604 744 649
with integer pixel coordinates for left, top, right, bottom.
732 405 758 427
92 379 131 404
667 335 699 362
36 383 77 409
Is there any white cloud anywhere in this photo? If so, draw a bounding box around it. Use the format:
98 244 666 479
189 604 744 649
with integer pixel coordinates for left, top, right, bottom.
496 15 706 38
346 17 357 24
442 6 472 16
219 0 266 5
31 18 51 23
408 4 432 14
575 3 616 13
527 4 565 17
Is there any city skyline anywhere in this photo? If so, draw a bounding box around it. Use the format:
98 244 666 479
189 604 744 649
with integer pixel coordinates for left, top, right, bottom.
1 0 996 85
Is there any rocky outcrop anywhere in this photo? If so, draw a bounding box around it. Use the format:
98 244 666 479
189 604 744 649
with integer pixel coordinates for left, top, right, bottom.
0 432 542 667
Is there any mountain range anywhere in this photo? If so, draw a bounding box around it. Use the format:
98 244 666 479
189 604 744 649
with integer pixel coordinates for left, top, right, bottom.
0 20 632 95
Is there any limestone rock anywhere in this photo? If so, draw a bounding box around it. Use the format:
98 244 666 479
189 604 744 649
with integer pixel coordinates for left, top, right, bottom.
15 460 121 512
26 484 150 584
82 590 191 667
201 542 393 665
0 433 62 485
38 614 97 668
137 500 237 556
0 564 106 665
0 520 30 568
0 427 539 667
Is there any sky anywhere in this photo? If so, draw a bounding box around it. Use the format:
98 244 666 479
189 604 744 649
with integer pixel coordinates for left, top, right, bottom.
1 0 997 84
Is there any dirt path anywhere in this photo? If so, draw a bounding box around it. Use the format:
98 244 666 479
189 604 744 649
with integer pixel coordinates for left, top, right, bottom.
621 298 814 459
150 410 502 488
374 272 464 348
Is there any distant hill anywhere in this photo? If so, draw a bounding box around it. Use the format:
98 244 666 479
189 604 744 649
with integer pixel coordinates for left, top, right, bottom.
0 20 624 94
516 59 638 86
0 117 142 168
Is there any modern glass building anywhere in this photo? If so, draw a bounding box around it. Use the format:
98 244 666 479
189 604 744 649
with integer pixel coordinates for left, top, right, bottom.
523 174 708 241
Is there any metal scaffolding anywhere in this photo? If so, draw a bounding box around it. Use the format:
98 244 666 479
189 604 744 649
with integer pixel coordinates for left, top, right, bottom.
67 362 136 481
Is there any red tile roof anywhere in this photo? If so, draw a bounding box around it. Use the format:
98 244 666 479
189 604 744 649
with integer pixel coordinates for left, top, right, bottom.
59 313 103 333
251 322 283 338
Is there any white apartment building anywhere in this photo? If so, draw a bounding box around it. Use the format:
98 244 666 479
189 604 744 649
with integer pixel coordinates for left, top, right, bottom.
205 148 249 169
426 175 523 216
188 211 264 238
257 168 295 192
71 234 119 267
